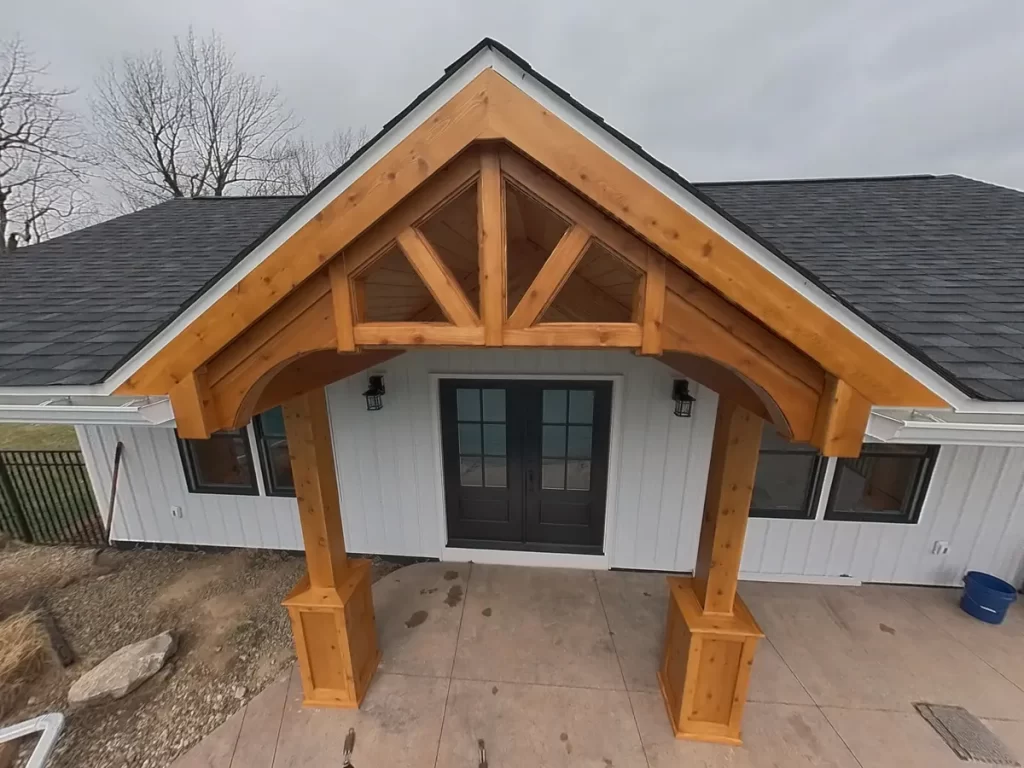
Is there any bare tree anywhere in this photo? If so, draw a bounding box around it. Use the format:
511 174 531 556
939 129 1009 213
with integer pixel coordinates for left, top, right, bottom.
255 126 370 196
0 38 88 255
92 29 297 206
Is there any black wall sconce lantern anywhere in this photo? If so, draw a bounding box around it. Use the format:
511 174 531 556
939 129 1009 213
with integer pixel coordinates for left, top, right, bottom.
672 379 695 418
363 375 385 411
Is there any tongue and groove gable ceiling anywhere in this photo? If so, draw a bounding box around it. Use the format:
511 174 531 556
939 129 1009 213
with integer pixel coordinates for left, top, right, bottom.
117 47 947 417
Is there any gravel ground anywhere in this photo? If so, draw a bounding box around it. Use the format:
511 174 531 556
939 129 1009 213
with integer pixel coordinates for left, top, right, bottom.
0 542 402 767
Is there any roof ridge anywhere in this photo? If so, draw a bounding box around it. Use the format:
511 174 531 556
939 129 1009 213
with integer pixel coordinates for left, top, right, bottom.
696 173 938 187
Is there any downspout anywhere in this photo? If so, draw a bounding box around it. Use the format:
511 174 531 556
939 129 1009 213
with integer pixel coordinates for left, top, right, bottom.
103 441 124 544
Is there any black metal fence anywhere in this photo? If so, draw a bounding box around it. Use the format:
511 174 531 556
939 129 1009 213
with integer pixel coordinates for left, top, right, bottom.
0 450 106 545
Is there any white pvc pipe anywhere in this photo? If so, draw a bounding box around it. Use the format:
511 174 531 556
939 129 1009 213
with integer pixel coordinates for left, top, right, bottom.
0 713 65 768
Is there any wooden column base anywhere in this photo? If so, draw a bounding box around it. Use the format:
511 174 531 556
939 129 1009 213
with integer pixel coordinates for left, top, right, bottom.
658 576 764 745
282 558 381 709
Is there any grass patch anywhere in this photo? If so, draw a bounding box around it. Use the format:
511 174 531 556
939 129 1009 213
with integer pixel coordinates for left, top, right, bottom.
0 424 79 451
0 610 51 717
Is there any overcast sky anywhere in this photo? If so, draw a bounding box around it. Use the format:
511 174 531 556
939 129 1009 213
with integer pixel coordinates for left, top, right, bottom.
8 0 1024 188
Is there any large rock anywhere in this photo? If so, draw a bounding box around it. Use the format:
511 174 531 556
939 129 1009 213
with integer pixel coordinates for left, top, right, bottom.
68 631 177 706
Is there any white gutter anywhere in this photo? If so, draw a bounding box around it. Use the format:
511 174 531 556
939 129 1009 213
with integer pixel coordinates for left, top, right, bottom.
0 395 174 426
868 409 1024 447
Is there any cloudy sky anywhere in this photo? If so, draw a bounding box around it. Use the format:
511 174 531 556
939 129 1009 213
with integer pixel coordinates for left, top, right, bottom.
8 0 1024 188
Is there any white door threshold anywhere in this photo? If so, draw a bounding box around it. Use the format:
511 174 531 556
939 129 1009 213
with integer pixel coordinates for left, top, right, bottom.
442 546 609 570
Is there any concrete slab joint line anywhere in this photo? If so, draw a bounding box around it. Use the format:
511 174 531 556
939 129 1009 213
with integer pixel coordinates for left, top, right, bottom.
173 567 1024 767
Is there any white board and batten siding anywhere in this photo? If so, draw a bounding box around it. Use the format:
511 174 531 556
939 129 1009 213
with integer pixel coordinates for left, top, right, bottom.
76 348 1024 586
77 424 303 550
742 444 1024 587
323 349 715 571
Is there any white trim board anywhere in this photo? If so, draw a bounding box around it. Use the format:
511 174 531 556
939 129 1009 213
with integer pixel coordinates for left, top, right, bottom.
20 41 1002 416
428 372 625 568
443 547 608 570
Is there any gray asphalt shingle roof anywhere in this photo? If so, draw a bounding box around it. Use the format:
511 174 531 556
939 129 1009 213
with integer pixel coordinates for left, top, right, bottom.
701 175 1024 401
0 196 299 386
2 174 1024 400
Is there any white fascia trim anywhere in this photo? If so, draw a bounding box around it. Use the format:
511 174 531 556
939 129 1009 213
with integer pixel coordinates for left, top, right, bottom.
93 47 502 395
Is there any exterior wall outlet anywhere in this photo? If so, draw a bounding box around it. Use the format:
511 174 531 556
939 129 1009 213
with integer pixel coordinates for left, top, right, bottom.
170 506 183 519
932 540 949 555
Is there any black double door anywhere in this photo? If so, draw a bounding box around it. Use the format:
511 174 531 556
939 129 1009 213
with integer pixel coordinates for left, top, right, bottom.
440 380 612 554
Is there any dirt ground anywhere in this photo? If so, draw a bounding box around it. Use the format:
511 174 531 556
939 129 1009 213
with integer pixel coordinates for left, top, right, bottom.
0 541 402 767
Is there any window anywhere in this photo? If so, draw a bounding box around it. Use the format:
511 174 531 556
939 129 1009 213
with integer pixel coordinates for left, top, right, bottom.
825 443 937 523
751 424 825 519
455 387 507 488
254 407 295 496
177 428 258 495
541 388 595 491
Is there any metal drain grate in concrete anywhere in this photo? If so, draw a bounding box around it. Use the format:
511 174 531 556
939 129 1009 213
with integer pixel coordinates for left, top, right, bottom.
915 703 1019 765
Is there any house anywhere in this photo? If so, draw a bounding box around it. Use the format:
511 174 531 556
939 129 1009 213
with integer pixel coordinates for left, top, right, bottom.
3 39 1024 743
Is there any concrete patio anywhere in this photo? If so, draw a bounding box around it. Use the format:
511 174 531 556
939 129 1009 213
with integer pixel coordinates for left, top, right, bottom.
174 562 1024 767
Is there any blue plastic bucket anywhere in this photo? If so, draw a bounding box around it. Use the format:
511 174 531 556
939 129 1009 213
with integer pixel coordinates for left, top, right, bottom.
960 571 1018 625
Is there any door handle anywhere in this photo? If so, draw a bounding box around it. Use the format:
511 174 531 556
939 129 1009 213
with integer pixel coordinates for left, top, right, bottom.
527 469 535 490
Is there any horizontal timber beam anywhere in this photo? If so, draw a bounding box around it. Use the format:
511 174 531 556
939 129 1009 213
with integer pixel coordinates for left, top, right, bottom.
502 323 642 348
353 322 485 346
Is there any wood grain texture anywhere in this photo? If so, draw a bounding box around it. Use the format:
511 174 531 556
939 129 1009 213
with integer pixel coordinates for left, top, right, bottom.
478 149 506 345
120 75 492 395
122 67 943 414
502 322 642 348
282 388 348 588
507 224 592 329
354 322 485 346
168 368 216 440
692 399 763 616
329 255 357 352
813 375 872 457
663 292 818 441
484 70 945 408
396 227 480 327
641 249 665 355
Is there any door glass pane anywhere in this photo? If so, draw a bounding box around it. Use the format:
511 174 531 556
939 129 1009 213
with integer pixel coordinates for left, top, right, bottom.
482 389 505 421
542 458 566 489
484 457 507 488
542 389 567 423
483 424 506 456
458 423 482 455
542 425 566 457
568 390 594 424
456 388 481 421
567 426 592 458
459 456 482 486
567 460 591 491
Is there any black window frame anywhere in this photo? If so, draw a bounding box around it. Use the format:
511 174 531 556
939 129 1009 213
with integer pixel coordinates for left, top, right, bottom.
253 408 296 498
176 427 260 496
824 444 938 524
750 431 828 520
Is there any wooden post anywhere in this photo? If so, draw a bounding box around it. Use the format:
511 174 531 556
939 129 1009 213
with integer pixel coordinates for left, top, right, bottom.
659 398 764 745
280 388 380 708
